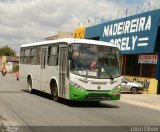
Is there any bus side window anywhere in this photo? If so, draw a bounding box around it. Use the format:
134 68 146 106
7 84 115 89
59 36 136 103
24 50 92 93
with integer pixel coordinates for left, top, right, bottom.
30 47 38 65
24 48 30 64
48 46 59 66
37 47 40 65
20 49 25 64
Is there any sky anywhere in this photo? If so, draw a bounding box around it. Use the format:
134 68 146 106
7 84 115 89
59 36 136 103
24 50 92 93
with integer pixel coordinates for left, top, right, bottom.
0 0 159 54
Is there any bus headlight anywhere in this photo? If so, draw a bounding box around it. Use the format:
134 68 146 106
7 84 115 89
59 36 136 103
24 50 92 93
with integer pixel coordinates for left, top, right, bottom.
113 85 121 90
112 85 121 95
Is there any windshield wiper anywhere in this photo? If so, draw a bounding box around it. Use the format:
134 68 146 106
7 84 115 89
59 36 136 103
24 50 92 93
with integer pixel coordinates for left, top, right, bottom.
106 69 114 81
98 65 114 81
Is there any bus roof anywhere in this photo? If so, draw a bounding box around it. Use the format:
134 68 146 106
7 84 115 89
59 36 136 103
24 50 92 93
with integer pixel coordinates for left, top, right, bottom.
21 38 117 48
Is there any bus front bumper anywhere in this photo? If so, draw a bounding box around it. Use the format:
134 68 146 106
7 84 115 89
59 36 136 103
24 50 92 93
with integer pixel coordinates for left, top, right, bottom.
69 84 121 101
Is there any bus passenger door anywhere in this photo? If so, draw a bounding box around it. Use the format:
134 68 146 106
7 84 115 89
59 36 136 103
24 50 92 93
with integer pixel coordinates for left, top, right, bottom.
40 47 47 91
59 47 68 98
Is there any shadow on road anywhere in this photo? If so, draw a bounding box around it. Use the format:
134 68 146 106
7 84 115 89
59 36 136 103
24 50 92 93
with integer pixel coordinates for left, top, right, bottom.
22 89 120 109
57 98 120 108
21 89 52 99
121 92 143 94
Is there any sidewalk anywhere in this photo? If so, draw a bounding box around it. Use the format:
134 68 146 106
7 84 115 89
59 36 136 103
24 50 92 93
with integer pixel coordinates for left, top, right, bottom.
120 93 160 111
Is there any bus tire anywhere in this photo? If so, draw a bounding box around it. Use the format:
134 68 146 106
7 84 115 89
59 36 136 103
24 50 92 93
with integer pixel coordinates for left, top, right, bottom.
27 76 33 94
50 80 59 101
52 86 59 101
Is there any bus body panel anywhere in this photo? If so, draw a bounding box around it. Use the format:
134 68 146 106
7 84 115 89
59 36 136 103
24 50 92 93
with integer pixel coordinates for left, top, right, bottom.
41 66 59 94
69 73 121 101
20 64 41 91
70 73 121 91
69 85 121 101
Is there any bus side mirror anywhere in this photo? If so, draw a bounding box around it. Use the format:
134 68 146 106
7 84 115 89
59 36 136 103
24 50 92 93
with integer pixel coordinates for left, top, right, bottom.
68 45 73 60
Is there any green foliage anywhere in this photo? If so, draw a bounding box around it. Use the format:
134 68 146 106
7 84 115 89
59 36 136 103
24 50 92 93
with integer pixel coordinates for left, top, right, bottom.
0 45 16 56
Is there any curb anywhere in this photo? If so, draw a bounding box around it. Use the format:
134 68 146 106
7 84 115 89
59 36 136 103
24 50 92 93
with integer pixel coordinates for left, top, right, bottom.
120 99 160 111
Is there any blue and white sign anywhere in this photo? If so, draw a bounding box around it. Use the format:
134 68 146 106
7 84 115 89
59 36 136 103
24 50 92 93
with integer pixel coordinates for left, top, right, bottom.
103 16 151 51
85 9 160 54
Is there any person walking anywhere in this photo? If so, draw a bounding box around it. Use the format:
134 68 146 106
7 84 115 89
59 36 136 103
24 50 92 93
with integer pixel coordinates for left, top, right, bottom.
2 67 7 76
16 71 20 81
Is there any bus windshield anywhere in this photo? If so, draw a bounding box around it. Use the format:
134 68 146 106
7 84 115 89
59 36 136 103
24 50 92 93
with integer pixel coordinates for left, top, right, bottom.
71 43 121 79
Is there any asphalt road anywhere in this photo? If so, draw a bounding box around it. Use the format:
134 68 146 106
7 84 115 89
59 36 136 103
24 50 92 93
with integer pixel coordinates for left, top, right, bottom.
0 73 160 132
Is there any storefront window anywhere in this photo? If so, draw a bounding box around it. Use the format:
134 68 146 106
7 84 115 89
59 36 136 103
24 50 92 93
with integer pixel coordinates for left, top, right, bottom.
123 55 141 76
141 64 156 78
121 54 157 78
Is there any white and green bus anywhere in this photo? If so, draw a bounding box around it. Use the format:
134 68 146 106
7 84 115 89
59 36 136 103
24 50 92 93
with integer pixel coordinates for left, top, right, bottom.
20 38 121 102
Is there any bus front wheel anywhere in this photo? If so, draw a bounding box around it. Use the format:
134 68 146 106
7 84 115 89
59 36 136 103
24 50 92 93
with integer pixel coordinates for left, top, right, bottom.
52 86 59 101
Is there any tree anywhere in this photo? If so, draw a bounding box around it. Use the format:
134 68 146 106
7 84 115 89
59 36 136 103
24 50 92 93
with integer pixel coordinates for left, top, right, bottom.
0 45 16 56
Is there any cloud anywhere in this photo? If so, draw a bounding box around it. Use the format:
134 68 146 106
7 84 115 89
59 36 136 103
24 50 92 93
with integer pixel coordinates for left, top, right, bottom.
0 0 159 53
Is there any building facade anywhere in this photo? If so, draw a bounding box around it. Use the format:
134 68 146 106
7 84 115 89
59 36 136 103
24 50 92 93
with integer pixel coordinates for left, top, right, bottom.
75 9 160 94
0 56 19 72
45 31 74 40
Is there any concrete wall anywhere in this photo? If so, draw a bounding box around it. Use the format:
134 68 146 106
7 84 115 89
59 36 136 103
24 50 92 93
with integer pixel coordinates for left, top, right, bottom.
124 76 158 95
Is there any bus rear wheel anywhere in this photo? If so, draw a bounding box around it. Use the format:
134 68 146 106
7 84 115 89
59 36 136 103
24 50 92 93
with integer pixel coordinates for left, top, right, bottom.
27 77 33 94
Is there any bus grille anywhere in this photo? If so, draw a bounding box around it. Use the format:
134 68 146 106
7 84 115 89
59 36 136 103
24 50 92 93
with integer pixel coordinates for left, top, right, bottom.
86 93 112 100
91 82 107 85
